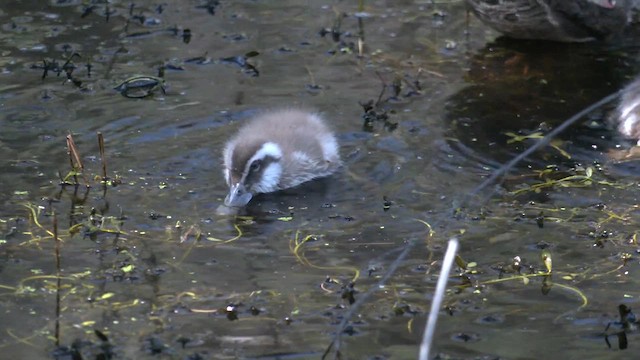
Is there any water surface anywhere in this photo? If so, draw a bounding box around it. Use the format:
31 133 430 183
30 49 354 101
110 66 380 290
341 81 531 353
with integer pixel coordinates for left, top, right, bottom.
1 1 639 359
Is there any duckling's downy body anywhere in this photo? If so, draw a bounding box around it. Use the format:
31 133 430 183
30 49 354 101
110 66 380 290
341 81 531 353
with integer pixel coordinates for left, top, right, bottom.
222 109 341 207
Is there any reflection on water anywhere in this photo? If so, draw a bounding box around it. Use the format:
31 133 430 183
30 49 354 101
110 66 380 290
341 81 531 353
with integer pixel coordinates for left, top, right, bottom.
446 38 634 165
1 1 640 359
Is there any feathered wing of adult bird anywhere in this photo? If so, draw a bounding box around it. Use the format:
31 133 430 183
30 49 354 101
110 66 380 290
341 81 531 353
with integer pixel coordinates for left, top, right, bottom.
465 0 633 42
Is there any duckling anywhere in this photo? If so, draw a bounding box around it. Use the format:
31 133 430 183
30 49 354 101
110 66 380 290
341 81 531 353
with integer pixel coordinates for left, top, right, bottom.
222 109 341 207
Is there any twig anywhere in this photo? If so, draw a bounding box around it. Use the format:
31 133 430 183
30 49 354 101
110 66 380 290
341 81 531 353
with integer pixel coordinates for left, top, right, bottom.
65 133 91 186
98 132 107 180
357 17 365 57
419 237 459 360
53 212 61 347
66 134 82 172
374 71 387 107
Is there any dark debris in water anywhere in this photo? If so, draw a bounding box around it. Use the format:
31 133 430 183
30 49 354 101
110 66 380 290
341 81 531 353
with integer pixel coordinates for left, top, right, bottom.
328 214 355 221
382 196 392 211
226 303 239 321
80 3 117 22
51 331 114 360
182 28 192 43
52 344 83 360
318 11 346 43
451 332 480 343
219 51 260 77
185 53 212 65
176 336 190 349
223 33 248 42
342 325 357 336
184 352 208 360
148 211 166 220
143 336 167 355
195 0 220 16
32 52 84 88
535 211 544 228
358 69 426 133
359 100 397 133
604 304 638 350
392 302 419 316
341 282 356 305
476 314 504 324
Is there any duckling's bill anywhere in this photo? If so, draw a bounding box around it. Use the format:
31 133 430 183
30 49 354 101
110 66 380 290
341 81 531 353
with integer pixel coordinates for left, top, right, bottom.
224 183 253 207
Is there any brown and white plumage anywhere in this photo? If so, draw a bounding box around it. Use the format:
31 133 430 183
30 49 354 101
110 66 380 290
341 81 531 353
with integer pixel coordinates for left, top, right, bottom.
222 109 341 207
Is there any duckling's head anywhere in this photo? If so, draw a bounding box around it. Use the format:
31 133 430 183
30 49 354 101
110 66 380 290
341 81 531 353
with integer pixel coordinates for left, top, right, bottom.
223 140 283 207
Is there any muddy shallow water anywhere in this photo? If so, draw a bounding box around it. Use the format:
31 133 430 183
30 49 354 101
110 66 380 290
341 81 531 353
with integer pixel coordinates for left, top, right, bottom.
1 1 640 359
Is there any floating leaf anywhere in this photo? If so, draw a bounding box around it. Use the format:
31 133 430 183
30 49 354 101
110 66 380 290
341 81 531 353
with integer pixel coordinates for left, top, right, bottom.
505 131 544 144
100 292 115 300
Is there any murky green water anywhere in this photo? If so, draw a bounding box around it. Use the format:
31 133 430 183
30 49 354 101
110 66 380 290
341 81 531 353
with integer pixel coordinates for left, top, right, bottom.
1 1 639 359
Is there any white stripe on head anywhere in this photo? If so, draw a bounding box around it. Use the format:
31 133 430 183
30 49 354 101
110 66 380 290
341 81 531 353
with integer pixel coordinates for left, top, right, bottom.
223 139 237 185
248 142 282 165
224 168 231 186
223 139 235 167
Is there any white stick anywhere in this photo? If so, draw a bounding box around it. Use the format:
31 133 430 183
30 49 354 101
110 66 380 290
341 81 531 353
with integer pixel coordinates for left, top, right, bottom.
419 237 459 360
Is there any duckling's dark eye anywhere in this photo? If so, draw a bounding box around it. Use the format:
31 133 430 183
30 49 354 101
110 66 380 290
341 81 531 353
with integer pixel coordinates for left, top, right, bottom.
249 160 262 172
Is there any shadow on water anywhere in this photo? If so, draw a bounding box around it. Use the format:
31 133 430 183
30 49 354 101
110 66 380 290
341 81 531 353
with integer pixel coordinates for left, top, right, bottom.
1 1 640 359
445 38 639 168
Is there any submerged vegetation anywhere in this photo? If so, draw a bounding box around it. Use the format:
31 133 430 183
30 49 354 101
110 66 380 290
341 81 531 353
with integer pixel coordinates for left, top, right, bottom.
2 128 640 357
9 138 639 357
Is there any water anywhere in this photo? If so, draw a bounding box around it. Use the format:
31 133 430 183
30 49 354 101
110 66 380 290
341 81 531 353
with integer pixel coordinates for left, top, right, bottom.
1 1 639 359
